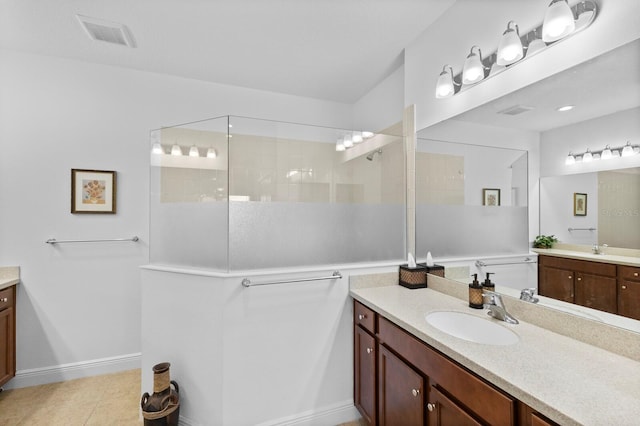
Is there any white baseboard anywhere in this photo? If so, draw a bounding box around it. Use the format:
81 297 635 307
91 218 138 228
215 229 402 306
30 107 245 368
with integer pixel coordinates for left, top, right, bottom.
3 352 141 390
256 400 360 426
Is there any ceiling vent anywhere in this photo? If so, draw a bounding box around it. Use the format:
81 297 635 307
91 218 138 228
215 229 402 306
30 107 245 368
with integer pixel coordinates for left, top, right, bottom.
497 105 535 116
76 14 136 48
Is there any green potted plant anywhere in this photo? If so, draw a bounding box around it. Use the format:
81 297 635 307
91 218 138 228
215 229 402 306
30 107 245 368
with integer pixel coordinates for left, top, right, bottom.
533 235 558 249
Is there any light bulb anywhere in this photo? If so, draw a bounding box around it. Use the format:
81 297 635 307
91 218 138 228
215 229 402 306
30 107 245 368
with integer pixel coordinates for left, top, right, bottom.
151 142 163 155
621 142 634 157
189 145 200 157
336 139 345 152
542 0 575 42
352 131 363 143
582 149 593 162
207 148 217 158
362 131 374 139
565 153 576 165
343 135 353 148
497 21 523 65
462 46 485 85
171 144 182 156
601 146 612 160
435 65 455 98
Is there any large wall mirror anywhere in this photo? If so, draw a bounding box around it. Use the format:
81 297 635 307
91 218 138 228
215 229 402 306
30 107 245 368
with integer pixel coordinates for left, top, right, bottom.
416 38 640 333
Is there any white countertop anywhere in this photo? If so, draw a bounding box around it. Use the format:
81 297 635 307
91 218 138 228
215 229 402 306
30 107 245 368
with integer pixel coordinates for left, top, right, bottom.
533 248 640 267
350 282 640 426
0 266 20 291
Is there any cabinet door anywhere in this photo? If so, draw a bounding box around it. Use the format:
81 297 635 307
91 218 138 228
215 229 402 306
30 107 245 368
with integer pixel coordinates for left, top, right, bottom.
574 273 617 313
618 280 640 321
355 326 377 425
378 345 424 426
0 306 15 387
427 386 481 426
539 266 574 303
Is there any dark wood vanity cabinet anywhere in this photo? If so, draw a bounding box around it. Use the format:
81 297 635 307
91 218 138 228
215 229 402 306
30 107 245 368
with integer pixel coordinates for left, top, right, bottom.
618 265 640 321
0 285 16 388
353 299 556 426
538 255 617 313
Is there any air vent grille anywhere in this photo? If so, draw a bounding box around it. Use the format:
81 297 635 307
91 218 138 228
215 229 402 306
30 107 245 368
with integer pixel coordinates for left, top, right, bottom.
76 15 136 48
497 105 535 116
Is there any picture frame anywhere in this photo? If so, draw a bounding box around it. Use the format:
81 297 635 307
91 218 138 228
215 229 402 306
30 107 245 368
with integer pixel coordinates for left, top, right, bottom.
71 169 117 214
574 192 587 216
482 188 500 206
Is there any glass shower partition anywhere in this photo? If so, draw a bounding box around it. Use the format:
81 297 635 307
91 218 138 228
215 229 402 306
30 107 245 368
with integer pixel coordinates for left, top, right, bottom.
150 116 406 271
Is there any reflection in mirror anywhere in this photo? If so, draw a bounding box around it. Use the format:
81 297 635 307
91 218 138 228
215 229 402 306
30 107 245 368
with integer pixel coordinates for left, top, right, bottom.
416 139 529 258
417 39 640 334
540 167 640 249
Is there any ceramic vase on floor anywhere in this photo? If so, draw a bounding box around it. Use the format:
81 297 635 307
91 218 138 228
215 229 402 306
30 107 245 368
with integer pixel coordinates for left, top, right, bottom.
141 362 180 426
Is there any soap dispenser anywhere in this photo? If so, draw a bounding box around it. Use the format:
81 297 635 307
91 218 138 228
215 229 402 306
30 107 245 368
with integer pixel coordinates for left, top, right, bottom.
483 272 495 293
468 274 483 309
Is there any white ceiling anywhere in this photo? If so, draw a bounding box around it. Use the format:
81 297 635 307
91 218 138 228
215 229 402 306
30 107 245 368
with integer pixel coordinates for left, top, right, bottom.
0 0 455 103
451 39 640 132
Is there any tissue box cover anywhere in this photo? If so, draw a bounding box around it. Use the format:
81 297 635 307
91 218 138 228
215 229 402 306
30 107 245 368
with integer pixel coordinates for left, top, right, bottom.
399 264 427 289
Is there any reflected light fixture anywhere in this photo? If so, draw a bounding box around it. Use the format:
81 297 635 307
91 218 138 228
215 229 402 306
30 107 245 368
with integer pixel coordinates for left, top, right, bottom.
601 145 612 160
462 46 486 84
352 131 363 143
171 144 182 156
207 148 218 158
526 29 547 57
435 65 457 98
565 152 576 165
362 131 374 139
582 149 593 162
151 142 163 155
542 0 575 42
497 21 524 65
336 138 346 152
189 145 200 157
622 141 635 157
343 135 353 149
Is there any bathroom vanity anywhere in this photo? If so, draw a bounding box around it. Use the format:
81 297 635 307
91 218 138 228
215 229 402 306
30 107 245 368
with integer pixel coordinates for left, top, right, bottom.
0 267 19 388
350 273 640 426
536 249 640 320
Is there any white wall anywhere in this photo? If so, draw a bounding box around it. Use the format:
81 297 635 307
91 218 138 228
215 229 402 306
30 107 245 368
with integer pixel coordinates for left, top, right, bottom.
0 49 353 384
353 64 404 132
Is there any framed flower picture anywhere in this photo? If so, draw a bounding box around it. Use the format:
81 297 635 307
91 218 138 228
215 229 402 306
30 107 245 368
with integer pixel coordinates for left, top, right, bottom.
71 169 117 214
574 192 587 216
482 188 500 206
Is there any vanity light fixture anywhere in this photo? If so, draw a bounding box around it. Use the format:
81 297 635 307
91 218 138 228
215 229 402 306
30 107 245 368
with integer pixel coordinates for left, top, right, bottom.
362 131 374 139
189 145 200 157
336 138 346 152
542 0 575 42
435 0 597 99
462 46 486 85
497 21 524 65
206 148 218 159
565 141 638 165
343 135 354 149
171 144 182 156
352 131 363 144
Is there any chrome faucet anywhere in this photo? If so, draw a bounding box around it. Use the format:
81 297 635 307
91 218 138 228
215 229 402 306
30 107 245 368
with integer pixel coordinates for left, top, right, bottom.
592 243 608 255
520 288 539 304
482 291 519 324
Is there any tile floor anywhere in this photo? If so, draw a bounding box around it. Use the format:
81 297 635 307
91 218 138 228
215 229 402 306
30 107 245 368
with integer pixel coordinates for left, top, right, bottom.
0 369 142 425
0 369 364 425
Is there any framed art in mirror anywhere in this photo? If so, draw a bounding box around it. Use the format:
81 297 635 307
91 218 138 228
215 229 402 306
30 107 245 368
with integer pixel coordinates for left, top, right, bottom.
574 192 587 216
482 188 500 206
71 169 117 214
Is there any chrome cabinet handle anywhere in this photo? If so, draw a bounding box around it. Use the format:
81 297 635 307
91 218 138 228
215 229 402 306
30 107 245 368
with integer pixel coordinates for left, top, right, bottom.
427 403 435 412
358 314 366 320
366 347 373 354
412 389 420 397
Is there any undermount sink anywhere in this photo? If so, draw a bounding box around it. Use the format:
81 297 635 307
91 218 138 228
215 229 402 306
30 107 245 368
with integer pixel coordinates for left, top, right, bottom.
425 311 519 345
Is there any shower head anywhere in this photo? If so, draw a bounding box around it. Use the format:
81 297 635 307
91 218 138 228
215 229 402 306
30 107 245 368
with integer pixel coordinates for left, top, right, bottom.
366 149 382 161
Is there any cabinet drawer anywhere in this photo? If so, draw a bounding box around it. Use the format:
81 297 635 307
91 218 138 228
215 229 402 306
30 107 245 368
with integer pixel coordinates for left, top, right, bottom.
539 255 616 277
354 300 376 334
378 316 515 426
619 265 640 282
0 286 14 311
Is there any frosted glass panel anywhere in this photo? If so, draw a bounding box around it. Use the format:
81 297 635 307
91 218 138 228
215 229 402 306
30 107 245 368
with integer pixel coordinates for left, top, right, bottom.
149 115 406 271
416 138 528 258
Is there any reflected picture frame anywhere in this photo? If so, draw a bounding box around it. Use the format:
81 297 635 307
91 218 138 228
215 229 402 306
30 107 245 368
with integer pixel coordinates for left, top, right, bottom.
574 192 587 216
71 169 117 214
482 188 500 206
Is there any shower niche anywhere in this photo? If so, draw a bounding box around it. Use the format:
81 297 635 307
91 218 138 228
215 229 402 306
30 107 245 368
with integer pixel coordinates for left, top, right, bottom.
149 116 406 271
